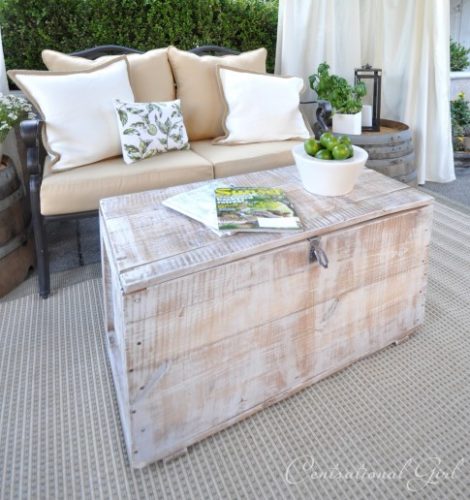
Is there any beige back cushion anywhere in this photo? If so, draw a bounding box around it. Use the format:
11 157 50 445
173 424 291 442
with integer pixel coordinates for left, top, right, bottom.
42 48 175 102
168 46 267 141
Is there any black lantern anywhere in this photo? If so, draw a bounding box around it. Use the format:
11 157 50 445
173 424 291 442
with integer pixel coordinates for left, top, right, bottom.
354 65 382 132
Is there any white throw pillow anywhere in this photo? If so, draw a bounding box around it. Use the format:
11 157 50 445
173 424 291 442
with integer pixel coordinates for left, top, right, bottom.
8 58 135 171
215 66 310 144
114 99 189 164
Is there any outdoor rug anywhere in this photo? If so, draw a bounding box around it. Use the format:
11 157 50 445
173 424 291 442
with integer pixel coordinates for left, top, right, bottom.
1 200 470 499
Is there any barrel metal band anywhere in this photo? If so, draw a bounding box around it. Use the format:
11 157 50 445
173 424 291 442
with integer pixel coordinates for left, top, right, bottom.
0 231 28 259
0 186 24 211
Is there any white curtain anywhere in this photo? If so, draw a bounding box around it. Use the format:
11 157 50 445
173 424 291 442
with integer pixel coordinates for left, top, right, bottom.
276 0 455 184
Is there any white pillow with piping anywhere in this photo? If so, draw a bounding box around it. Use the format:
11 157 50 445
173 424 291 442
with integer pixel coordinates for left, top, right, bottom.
8 58 135 171
215 66 310 144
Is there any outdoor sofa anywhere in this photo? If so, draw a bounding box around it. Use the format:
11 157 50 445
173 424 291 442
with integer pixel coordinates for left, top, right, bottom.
11 45 329 297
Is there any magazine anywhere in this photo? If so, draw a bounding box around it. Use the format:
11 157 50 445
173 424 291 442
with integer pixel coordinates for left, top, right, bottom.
214 187 302 233
162 182 228 236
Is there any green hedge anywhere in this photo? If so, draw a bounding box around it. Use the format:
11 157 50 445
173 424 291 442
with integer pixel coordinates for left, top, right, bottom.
0 0 279 72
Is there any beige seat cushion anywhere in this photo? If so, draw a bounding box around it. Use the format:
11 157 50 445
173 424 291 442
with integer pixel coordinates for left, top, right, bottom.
40 150 213 215
190 140 302 178
42 48 176 102
168 47 267 141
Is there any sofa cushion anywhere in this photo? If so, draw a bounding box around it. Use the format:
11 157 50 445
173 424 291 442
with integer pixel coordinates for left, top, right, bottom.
9 58 135 172
190 140 302 178
42 48 176 102
40 150 213 215
168 46 267 141
216 66 310 144
114 99 189 164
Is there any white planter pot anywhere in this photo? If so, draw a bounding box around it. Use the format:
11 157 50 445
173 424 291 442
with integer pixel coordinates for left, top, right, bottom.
332 111 362 135
292 144 368 197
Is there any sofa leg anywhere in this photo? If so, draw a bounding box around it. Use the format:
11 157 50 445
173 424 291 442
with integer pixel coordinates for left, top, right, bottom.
30 175 50 298
33 213 50 299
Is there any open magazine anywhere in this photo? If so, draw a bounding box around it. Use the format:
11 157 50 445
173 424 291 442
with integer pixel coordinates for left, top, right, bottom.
163 184 302 236
214 187 302 233
162 182 228 236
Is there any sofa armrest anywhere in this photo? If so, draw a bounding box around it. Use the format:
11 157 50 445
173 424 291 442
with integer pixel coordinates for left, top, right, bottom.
300 100 332 139
20 119 46 178
315 100 332 133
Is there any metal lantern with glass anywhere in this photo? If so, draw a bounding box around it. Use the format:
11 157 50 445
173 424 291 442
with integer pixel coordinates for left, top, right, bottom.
354 65 382 132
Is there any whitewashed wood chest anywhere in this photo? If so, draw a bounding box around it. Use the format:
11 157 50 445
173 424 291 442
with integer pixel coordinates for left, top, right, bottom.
99 166 433 468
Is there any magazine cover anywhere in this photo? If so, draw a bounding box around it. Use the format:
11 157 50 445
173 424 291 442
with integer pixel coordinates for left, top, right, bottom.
214 187 302 233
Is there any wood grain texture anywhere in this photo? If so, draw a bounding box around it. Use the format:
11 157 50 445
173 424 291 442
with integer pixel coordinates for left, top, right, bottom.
100 165 434 467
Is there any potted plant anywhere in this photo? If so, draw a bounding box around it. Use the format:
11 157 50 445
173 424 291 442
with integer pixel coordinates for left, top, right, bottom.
451 92 470 151
464 124 470 152
0 93 34 158
309 62 366 135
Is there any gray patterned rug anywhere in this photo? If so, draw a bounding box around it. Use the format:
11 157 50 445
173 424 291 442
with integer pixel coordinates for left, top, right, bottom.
1 200 470 499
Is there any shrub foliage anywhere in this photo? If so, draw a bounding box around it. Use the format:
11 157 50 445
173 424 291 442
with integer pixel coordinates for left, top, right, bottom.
451 92 470 151
0 0 278 71
450 38 470 72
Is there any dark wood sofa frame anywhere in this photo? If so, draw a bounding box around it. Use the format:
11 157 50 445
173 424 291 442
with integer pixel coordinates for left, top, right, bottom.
19 44 331 298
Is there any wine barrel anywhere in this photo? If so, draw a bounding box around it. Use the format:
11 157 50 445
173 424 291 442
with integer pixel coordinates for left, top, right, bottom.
349 119 417 187
0 155 34 297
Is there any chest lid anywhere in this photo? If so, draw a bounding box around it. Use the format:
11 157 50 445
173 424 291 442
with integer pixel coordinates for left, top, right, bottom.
99 166 433 293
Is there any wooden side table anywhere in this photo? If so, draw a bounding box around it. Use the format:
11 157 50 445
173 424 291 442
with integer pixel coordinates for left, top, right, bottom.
349 119 418 186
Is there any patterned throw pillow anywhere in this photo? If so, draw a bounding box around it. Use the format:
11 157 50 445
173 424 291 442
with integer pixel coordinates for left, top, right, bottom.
114 99 189 164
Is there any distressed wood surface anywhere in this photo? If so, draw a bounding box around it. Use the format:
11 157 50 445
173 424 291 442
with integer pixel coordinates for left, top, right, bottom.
100 166 433 467
100 166 433 294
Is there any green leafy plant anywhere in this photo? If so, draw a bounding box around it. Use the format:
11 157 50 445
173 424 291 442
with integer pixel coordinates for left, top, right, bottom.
450 92 470 151
0 94 35 142
450 39 470 72
309 62 366 114
0 0 279 72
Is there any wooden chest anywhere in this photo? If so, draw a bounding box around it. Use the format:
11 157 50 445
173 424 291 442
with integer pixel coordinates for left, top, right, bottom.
99 166 433 468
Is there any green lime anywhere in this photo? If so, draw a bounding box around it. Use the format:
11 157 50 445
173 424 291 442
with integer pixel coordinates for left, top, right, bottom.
338 135 352 146
319 132 335 149
347 144 354 158
325 137 339 151
304 138 322 157
315 149 333 160
332 143 351 160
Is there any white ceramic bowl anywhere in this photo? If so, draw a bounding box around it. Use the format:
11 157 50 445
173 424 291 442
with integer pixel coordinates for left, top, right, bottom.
292 144 368 196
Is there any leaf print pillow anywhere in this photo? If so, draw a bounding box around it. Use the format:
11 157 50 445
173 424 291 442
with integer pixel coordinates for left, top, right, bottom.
113 99 189 164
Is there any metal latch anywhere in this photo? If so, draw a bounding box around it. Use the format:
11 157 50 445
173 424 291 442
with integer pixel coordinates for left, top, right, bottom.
308 237 329 268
